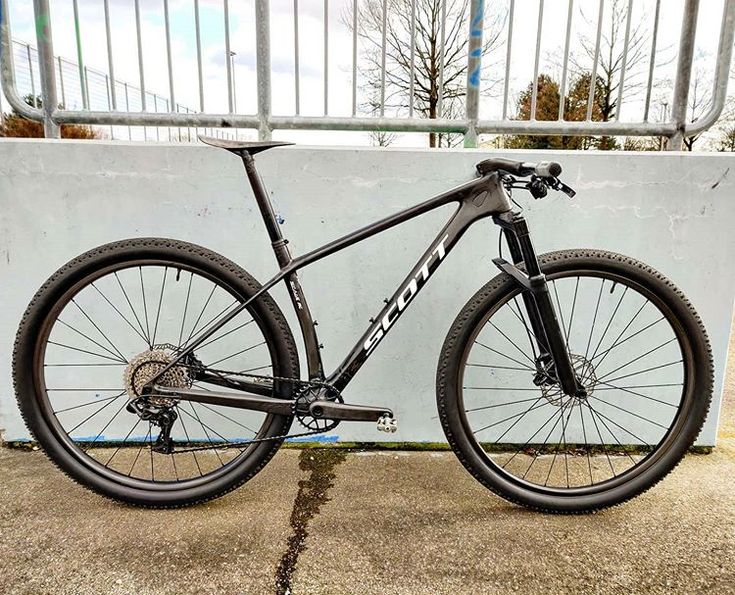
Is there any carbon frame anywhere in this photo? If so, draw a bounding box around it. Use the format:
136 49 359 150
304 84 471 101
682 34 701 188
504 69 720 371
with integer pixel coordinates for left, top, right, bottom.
154 153 516 396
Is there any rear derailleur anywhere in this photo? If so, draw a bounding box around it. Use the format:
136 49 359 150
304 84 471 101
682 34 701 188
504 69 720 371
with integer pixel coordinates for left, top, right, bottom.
126 398 178 454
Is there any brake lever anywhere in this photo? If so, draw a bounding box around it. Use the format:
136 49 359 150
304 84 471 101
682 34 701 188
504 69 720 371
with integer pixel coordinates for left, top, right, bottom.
550 177 576 198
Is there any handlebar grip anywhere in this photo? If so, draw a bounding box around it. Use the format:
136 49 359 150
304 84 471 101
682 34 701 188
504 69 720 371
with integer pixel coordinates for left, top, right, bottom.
476 158 535 176
536 161 562 178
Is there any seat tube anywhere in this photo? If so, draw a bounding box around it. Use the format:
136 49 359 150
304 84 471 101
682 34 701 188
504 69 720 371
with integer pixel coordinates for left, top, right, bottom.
240 153 325 380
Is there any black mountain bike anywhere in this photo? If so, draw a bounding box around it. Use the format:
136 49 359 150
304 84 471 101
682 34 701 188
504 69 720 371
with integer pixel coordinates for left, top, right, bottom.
13 137 713 513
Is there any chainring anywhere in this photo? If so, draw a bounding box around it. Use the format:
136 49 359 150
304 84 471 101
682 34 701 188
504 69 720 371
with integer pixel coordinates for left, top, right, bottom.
293 385 343 432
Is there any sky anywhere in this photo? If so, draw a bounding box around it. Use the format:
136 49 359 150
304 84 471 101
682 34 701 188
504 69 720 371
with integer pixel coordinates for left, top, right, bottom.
0 0 729 147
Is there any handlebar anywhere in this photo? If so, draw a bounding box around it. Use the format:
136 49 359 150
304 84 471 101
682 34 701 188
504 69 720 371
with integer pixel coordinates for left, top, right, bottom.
476 158 562 179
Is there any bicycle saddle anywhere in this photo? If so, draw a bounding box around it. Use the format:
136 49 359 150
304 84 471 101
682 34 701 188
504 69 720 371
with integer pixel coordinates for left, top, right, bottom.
198 134 293 155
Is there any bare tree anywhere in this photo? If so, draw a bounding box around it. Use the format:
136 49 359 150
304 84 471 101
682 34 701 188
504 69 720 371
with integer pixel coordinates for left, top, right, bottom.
347 0 507 147
571 0 665 150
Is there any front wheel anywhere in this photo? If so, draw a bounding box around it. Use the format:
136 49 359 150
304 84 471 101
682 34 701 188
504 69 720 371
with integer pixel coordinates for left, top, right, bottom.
437 249 713 513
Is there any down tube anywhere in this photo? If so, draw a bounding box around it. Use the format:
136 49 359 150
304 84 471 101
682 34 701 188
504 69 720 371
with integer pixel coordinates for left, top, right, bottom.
327 203 477 392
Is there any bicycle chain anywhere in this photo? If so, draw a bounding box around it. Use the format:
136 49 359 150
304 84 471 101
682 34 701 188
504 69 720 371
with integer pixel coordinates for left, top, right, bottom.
153 363 339 453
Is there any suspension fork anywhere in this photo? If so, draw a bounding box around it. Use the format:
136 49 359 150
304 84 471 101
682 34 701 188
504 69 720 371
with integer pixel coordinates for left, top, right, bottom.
493 212 585 397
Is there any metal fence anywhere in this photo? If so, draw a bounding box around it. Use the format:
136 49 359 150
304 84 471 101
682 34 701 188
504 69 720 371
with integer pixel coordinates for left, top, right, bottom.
1 0 734 148
2 38 240 142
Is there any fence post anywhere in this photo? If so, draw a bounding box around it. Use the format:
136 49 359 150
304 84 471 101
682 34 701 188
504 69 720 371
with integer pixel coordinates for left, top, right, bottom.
33 0 60 138
255 0 272 140
667 0 699 150
464 0 484 148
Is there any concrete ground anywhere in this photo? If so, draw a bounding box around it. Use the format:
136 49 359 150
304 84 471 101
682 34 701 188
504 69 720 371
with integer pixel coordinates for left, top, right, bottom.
2 358 734 594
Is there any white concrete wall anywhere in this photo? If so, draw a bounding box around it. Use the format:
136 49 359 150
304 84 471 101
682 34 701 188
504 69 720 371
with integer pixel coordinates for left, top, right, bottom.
0 139 733 445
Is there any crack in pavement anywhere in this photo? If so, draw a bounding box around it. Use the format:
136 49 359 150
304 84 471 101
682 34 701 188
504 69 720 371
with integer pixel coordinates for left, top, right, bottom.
274 448 347 595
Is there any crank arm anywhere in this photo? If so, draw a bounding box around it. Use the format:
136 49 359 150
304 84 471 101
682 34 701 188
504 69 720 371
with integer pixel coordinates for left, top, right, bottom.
153 385 293 415
310 400 393 422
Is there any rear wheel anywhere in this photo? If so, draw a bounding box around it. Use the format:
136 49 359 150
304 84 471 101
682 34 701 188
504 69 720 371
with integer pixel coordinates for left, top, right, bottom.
13 238 300 508
437 249 712 513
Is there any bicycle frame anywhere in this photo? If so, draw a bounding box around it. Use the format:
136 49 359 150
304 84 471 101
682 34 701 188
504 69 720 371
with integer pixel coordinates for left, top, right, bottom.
152 152 581 403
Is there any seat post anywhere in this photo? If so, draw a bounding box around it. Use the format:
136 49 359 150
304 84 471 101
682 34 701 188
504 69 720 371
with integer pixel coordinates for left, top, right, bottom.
240 152 284 241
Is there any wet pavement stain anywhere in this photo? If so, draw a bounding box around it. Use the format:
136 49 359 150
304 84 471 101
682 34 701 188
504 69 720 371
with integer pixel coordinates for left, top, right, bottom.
274 448 347 595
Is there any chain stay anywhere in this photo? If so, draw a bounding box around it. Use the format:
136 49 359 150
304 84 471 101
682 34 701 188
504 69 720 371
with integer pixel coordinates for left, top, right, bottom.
161 363 338 453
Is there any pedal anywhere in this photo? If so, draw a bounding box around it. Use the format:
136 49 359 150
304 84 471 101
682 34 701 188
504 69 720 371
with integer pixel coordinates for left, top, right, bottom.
377 414 397 433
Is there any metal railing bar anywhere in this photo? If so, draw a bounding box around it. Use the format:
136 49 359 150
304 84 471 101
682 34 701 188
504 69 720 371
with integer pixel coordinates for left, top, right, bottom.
134 0 146 111
224 0 232 114
409 0 416 117
643 0 661 122
57 56 65 107
530 0 544 120
437 0 446 118
72 0 87 110
324 0 328 115
380 0 387 117
105 73 113 138
103 0 116 110
84 65 91 109
194 0 204 112
614 0 633 121
477 119 675 136
684 0 735 136
295 0 301 115
33 0 59 136
586 0 605 121
153 94 160 141
668 0 699 149
255 0 272 140
558 0 574 121
163 0 175 109
464 0 484 147
123 81 131 139
502 0 514 120
25 43 35 105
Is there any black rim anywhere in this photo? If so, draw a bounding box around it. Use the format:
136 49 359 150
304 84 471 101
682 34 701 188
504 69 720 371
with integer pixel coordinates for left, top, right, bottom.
458 268 692 496
34 257 286 491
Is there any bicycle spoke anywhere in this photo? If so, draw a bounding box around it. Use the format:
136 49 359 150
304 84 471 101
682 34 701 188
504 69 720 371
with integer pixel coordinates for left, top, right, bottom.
474 340 535 371
589 285 629 361
176 408 204 477
92 282 150 345
601 359 683 385
139 267 152 346
178 272 194 346
54 394 122 414
594 338 677 383
587 395 669 430
185 284 218 344
47 340 126 364
187 402 225 466
196 402 259 436
465 396 543 413
151 266 168 346
208 341 267 367
67 299 128 362
592 380 681 408
578 401 593 485
68 392 126 435
115 271 151 347
583 279 605 360
487 320 537 366
104 417 142 467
